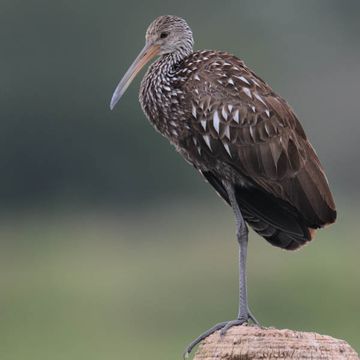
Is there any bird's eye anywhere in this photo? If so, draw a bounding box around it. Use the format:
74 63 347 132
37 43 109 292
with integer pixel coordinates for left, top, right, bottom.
160 32 169 39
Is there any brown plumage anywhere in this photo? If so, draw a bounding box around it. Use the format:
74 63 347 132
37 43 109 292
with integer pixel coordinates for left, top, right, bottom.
177 51 336 250
110 15 336 356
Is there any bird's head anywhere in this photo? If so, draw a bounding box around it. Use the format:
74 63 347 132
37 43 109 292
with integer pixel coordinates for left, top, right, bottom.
110 15 193 110
145 15 193 56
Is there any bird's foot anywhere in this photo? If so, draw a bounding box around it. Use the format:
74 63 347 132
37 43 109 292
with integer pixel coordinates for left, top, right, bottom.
219 316 250 335
183 311 259 358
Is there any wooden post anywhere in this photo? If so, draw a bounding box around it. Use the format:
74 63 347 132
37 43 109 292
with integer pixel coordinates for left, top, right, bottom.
193 326 359 360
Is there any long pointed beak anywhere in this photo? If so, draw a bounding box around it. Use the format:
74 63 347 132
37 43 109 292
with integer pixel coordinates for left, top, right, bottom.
110 42 160 110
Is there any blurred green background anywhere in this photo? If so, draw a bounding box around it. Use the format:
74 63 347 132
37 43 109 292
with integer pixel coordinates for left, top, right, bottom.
1 0 359 359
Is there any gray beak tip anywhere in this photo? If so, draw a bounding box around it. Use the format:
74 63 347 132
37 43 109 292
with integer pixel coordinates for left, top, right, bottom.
109 93 120 111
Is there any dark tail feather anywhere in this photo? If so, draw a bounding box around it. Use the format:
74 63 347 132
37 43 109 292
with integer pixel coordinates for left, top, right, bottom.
283 144 336 227
200 170 313 250
234 185 312 250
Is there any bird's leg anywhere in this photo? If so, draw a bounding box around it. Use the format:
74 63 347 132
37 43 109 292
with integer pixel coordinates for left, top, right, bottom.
220 181 259 334
183 182 259 358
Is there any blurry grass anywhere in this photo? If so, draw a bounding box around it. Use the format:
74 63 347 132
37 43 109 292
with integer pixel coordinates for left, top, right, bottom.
0 197 359 359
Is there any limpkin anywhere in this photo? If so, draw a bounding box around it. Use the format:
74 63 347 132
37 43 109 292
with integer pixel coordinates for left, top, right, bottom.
110 15 336 357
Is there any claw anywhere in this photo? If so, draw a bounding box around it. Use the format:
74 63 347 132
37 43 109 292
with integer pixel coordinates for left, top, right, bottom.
248 309 260 325
183 321 229 359
183 313 260 358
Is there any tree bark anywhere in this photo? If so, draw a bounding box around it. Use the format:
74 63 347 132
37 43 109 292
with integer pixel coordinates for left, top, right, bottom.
193 325 359 360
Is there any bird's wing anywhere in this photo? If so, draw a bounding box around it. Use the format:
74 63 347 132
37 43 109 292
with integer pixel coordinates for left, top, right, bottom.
183 51 336 227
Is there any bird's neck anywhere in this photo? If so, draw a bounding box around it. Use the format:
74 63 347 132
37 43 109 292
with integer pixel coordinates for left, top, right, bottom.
155 47 193 74
139 50 193 140
164 46 193 65
140 49 192 103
